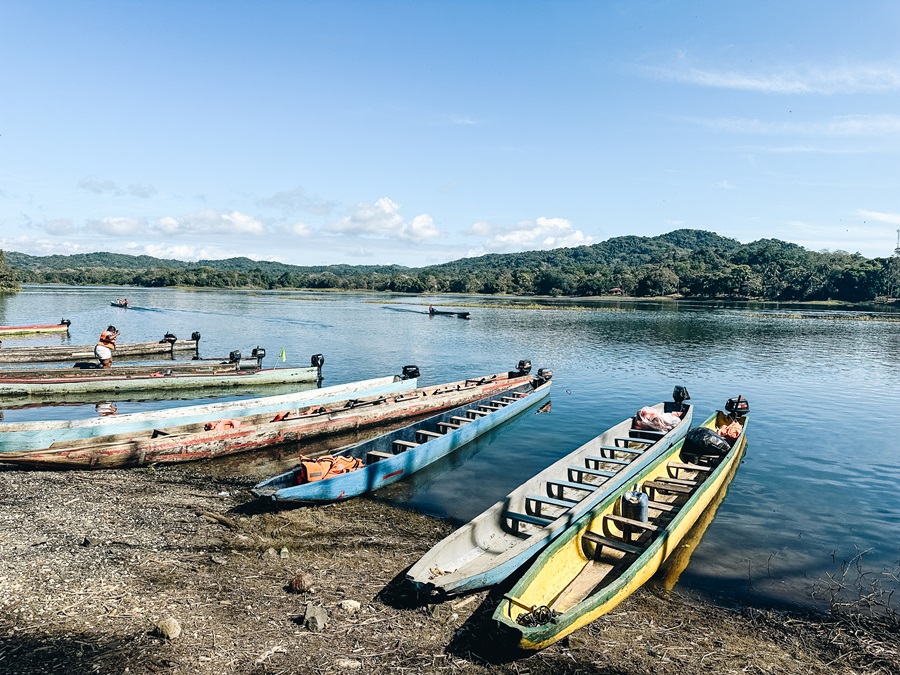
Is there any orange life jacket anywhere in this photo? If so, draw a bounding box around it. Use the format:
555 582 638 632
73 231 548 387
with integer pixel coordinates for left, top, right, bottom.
296 455 363 484
98 330 117 350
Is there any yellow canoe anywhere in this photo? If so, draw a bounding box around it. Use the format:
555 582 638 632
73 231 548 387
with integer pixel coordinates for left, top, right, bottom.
493 399 749 651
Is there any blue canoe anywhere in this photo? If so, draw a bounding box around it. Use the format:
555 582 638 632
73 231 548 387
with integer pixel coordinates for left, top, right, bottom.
405 390 693 596
252 372 553 503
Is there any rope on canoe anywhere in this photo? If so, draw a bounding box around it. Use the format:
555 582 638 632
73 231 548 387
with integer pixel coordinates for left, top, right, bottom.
515 604 560 627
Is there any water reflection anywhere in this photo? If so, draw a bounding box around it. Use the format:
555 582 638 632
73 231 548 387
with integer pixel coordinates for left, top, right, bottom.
0 286 898 613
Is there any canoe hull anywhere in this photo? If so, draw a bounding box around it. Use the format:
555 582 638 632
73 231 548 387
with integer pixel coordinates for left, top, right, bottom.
0 366 321 400
406 400 693 596
0 323 70 336
0 371 537 469
253 378 551 503
0 375 415 452
493 408 749 650
0 339 199 364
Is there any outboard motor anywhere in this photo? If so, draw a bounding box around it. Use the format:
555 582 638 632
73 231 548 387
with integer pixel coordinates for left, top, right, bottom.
60 318 71 326
671 385 691 414
401 365 420 380
191 331 201 342
229 350 242 364
517 359 532 375
310 353 325 375
251 346 266 368
536 368 553 384
725 395 750 417
160 332 177 344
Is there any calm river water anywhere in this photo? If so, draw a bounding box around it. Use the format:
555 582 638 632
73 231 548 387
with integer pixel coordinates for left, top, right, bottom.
1 285 898 613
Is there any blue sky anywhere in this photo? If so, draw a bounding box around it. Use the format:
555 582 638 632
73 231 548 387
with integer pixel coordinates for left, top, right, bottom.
2 1 900 267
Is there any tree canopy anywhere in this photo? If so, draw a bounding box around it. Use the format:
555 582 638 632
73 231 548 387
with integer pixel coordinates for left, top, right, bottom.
5 230 897 303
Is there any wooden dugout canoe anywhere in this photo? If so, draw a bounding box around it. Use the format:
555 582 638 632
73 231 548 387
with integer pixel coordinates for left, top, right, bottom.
0 374 417 452
0 357 323 400
405 392 692 597
252 373 551 504
0 335 200 364
492 400 749 651
0 321 71 336
0 367 538 469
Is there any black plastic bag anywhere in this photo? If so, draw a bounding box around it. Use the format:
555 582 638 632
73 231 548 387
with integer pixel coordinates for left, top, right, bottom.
682 427 731 457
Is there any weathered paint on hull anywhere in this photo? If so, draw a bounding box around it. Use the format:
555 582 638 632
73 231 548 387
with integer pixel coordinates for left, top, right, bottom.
253 379 550 503
0 323 70 336
494 409 749 651
0 339 199 363
0 372 533 469
0 366 321 400
0 375 414 452
406 401 693 596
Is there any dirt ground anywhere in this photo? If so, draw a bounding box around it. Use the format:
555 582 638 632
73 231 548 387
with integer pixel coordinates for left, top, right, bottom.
0 465 897 675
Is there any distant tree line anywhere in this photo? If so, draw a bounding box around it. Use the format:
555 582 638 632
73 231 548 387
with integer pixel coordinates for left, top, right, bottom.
5 229 900 303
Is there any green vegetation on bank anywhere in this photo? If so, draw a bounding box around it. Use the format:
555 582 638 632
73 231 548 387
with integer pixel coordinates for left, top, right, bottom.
0 251 21 292
5 229 900 302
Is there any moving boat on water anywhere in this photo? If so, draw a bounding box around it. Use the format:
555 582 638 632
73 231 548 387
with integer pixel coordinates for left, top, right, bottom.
110 299 129 308
0 332 201 364
405 388 693 597
0 351 324 400
428 305 470 319
252 366 552 503
492 397 750 651
0 320 71 336
0 371 418 452
0 363 540 469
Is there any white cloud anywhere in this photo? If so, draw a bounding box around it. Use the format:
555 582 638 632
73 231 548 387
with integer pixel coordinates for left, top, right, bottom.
43 219 76 235
475 217 593 253
687 114 900 137
466 220 494 236
88 217 146 236
857 209 900 226
258 186 337 216
154 209 265 235
77 177 157 198
327 197 443 242
78 176 119 194
285 221 313 237
0 235 89 256
648 57 900 94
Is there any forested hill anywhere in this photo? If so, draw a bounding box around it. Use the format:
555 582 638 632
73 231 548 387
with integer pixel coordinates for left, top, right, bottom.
4 228 899 302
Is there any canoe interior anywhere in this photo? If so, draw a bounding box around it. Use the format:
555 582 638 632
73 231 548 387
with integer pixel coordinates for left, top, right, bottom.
405 400 692 595
253 378 543 499
497 408 748 649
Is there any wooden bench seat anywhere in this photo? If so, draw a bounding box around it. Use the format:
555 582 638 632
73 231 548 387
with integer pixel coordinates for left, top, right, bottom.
605 513 658 533
547 479 598 499
654 476 698 487
366 450 394 463
504 511 554 529
614 436 656 447
647 499 679 513
585 455 630 467
437 421 462 432
568 466 617 481
449 416 473 425
667 461 712 478
416 430 442 441
582 530 644 556
467 409 490 417
526 494 577 511
393 440 419 452
598 445 644 457
644 480 693 498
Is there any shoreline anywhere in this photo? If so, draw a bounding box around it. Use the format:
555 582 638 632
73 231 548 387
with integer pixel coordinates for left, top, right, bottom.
1 464 897 674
